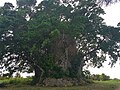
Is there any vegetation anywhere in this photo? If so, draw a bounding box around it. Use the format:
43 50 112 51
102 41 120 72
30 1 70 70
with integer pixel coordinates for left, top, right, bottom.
83 71 110 81
0 80 119 90
97 0 120 5
0 77 32 85
0 0 120 86
90 73 110 81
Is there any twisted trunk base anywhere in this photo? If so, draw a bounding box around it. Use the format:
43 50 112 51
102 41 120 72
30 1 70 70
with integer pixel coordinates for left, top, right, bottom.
32 65 44 85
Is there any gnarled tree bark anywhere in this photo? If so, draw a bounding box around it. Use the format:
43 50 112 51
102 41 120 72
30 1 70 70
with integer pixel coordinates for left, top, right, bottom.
33 64 44 85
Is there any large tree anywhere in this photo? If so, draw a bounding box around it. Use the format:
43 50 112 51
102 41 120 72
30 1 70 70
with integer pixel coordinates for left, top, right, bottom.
0 0 120 85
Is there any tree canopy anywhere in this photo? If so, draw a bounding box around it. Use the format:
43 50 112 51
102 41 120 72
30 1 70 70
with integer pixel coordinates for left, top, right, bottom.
97 0 120 5
0 0 120 85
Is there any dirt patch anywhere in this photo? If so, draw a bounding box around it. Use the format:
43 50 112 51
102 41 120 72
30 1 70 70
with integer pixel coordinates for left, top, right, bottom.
115 85 120 90
43 78 86 87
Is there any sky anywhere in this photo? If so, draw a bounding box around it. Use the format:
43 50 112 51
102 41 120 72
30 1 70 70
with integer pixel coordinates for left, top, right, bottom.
0 0 120 79
102 3 120 27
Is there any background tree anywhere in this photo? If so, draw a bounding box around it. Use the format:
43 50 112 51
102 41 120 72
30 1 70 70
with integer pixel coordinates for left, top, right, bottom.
91 73 110 81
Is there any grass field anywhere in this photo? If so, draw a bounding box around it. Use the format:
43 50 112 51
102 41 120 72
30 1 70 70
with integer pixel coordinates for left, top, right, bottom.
0 80 120 90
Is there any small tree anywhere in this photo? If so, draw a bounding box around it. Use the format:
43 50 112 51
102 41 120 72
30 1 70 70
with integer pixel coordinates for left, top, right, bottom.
100 73 110 81
15 72 21 78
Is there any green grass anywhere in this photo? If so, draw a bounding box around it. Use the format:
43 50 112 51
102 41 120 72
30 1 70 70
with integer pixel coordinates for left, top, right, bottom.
0 80 119 90
0 77 32 85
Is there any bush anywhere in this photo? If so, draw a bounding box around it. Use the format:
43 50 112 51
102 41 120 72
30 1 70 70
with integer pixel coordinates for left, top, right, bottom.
0 82 6 87
90 73 110 81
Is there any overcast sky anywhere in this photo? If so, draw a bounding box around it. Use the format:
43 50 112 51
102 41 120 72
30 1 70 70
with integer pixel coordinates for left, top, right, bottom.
102 3 120 27
0 0 120 79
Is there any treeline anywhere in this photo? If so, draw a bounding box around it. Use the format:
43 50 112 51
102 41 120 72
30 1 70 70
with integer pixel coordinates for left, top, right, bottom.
90 73 110 81
83 70 110 81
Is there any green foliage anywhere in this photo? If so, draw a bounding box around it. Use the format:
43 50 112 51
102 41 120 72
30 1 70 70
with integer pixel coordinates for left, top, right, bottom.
99 73 110 81
17 0 37 7
83 70 91 79
48 66 67 79
49 29 60 39
91 73 110 81
0 77 32 85
0 0 120 85
113 78 120 81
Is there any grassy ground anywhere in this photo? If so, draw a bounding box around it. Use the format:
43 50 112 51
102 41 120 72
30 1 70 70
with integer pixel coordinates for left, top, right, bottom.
0 80 120 90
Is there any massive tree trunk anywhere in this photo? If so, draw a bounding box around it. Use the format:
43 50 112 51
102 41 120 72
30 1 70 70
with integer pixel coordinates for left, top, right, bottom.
63 47 69 71
77 63 84 81
33 65 44 85
76 53 84 82
51 35 77 72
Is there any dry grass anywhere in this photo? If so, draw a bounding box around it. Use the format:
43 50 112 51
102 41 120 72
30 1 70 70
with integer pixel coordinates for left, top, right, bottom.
0 80 120 90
